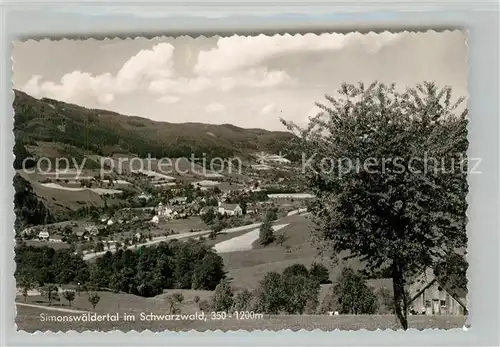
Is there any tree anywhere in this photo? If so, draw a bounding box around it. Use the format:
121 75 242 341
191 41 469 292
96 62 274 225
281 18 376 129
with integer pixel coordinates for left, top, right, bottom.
201 208 216 225
19 277 34 303
213 218 224 233
211 279 233 312
282 274 320 314
39 284 59 306
265 208 278 222
232 289 254 311
13 139 35 170
434 251 468 294
282 264 309 278
88 292 101 310
258 218 274 245
192 252 226 290
63 290 76 307
376 287 395 314
254 272 284 314
332 267 378 315
240 200 248 215
166 292 184 314
283 82 468 329
94 241 104 253
309 263 331 284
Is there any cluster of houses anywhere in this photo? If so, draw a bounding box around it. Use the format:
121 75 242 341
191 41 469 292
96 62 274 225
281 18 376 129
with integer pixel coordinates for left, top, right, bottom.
151 198 255 224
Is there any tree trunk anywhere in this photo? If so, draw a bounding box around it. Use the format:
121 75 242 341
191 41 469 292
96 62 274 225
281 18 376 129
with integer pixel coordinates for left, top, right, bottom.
392 261 408 330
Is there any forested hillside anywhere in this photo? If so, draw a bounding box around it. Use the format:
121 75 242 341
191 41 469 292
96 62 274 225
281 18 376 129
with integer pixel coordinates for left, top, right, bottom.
13 90 294 161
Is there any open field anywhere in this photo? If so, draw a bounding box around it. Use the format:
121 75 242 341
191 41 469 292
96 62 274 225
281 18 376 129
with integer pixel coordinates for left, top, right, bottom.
150 217 206 235
213 224 289 253
16 289 211 315
24 240 71 250
40 182 123 195
15 305 467 332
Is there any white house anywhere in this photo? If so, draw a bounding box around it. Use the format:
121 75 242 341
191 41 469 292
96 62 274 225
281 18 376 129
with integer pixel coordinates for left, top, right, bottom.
38 231 50 240
169 197 187 205
138 192 152 201
107 219 114 226
264 154 291 164
408 268 467 316
156 202 173 217
151 215 159 224
84 225 99 236
218 203 243 216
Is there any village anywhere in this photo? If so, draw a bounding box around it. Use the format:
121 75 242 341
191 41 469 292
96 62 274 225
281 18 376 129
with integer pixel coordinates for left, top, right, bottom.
16 152 314 255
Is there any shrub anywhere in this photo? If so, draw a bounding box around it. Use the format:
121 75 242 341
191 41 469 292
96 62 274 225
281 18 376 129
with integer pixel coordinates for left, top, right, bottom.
331 267 378 314
88 292 101 310
309 263 331 284
232 289 254 311
198 300 211 312
211 279 233 312
62 290 76 307
258 219 274 245
282 264 309 278
166 292 184 314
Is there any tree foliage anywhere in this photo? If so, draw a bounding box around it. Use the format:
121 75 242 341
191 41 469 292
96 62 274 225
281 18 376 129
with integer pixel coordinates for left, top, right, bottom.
62 290 76 307
15 245 89 286
331 267 378 315
255 266 320 314
39 284 59 306
283 82 468 329
259 217 274 246
211 279 234 312
166 292 184 314
13 174 53 231
15 240 226 298
192 252 226 290
282 264 309 278
309 262 331 284
19 276 34 303
434 251 468 294
88 292 101 310
13 90 294 162
232 289 254 311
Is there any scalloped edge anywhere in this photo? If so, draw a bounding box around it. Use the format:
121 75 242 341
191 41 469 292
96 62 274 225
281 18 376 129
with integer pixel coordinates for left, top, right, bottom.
10 29 470 334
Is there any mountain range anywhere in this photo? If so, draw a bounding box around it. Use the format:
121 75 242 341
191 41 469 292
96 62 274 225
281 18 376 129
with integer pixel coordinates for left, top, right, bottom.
13 90 295 167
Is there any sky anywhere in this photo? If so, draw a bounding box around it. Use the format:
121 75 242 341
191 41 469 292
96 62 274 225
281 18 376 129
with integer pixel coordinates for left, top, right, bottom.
13 31 467 131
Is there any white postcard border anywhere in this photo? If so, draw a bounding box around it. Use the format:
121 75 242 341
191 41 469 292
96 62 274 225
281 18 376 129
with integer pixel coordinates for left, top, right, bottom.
1 1 499 346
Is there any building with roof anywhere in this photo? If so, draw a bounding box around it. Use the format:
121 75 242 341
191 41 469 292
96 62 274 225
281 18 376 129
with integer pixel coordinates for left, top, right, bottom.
217 203 243 216
38 231 50 240
156 202 173 217
408 267 467 316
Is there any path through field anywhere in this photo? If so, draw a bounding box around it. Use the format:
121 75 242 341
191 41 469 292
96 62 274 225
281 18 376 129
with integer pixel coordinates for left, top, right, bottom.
16 302 85 314
82 222 263 260
213 224 289 253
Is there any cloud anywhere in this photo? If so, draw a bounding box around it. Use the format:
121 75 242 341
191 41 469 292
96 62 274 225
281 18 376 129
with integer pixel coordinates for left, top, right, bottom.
98 93 114 104
22 43 175 104
156 95 181 104
20 32 402 107
194 32 402 75
260 103 276 115
148 68 291 94
205 102 226 113
22 40 293 105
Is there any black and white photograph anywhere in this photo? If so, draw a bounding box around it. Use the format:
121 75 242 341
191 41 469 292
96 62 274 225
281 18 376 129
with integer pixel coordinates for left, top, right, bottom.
12 31 469 332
